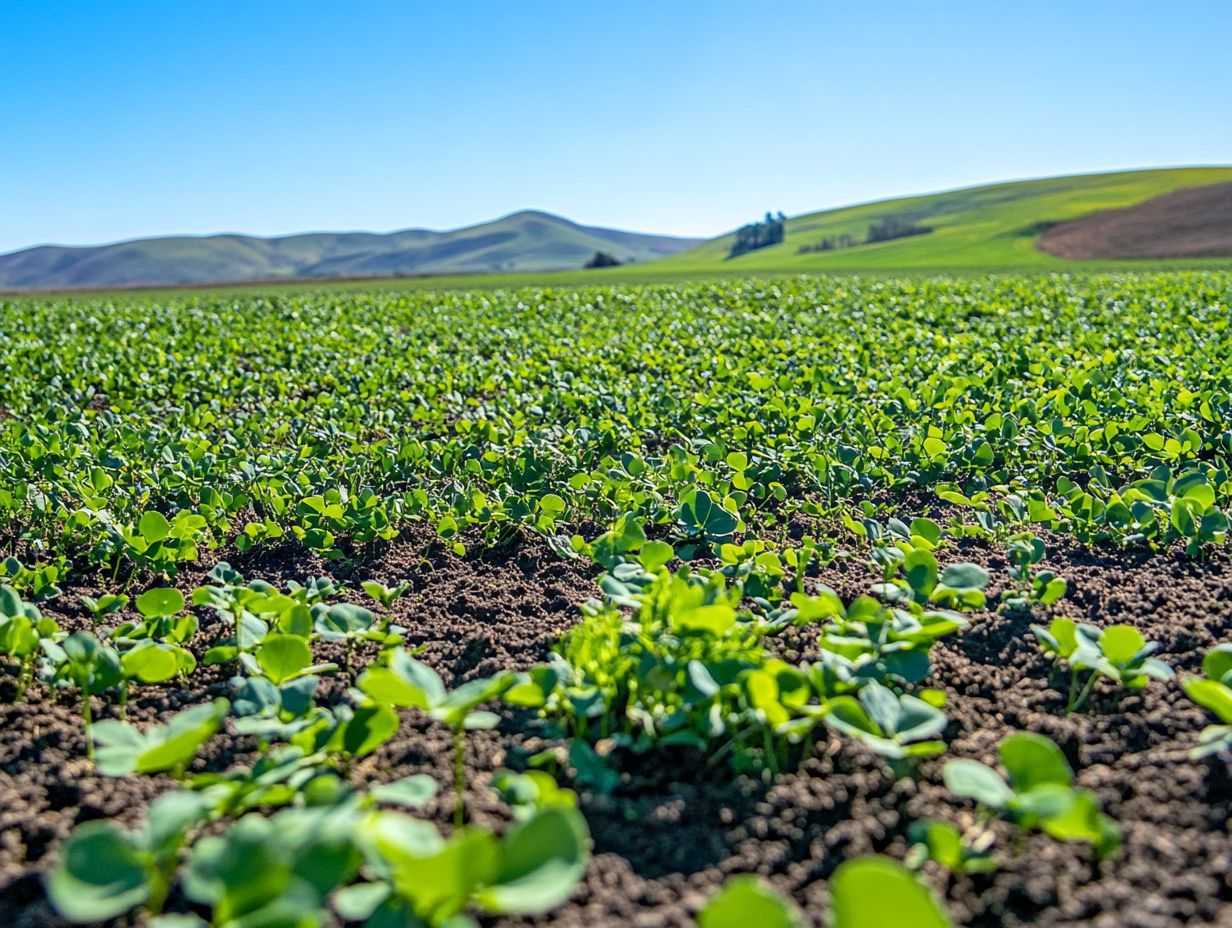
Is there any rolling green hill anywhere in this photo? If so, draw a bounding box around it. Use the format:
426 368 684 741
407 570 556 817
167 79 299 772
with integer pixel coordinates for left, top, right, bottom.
654 166 1232 274
0 211 702 290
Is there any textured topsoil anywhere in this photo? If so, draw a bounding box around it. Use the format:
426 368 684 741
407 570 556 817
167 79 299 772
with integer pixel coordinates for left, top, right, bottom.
1037 181 1232 260
0 527 1229 928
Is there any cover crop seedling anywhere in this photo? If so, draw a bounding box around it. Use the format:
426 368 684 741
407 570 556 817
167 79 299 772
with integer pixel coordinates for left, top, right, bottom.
1032 619 1173 712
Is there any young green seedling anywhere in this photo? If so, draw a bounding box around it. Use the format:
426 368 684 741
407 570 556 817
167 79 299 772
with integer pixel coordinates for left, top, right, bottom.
873 548 989 609
338 805 589 927
823 681 947 775
1000 533 1067 611
943 732 1120 858
905 819 997 874
0 584 60 701
314 602 401 672
43 632 123 754
90 697 230 778
80 592 129 628
47 790 211 923
1180 643 1232 757
361 579 412 611
181 803 362 928
1032 618 1173 712
490 769 579 821
359 649 510 826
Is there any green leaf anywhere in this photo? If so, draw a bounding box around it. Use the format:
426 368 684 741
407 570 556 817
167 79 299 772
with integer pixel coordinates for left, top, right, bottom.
943 758 1012 809
342 703 400 758
830 856 951 928
359 649 447 709
1183 677 1232 724
638 540 675 572
371 774 438 808
136 698 230 775
136 587 184 619
1203 645 1232 686
999 732 1072 792
671 603 736 636
538 493 566 514
1100 625 1146 666
138 511 171 544
910 517 943 547
903 549 938 597
475 808 589 914
938 562 988 591
698 875 804 928
257 634 314 685
47 821 151 921
121 642 181 684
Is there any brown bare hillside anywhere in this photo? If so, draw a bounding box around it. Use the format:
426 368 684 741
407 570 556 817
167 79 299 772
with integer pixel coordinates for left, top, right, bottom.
1038 181 1232 259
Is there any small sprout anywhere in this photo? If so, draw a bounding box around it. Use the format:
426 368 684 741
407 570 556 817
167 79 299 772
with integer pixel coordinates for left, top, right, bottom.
491 769 578 820
943 732 1120 858
1180 643 1232 757
91 697 230 778
46 632 123 749
182 806 360 926
369 773 438 809
1000 533 1067 611
0 584 60 701
360 649 510 826
361 579 412 610
340 806 589 924
251 632 336 685
823 681 947 774
906 819 997 874
698 875 805 928
876 548 989 610
80 593 129 626
1032 619 1173 712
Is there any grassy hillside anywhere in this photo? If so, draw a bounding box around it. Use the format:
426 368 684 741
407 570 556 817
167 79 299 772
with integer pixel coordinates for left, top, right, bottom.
12 167 1232 297
655 166 1232 273
0 211 701 290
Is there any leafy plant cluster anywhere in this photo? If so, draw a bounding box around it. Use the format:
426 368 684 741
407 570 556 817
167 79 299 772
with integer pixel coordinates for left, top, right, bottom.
509 513 989 783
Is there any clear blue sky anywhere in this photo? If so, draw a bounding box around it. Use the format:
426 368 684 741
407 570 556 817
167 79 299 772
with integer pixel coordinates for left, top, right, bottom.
2 0 1229 252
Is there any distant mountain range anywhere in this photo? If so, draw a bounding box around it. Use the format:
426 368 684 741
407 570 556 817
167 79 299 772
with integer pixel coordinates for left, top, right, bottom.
0 211 703 290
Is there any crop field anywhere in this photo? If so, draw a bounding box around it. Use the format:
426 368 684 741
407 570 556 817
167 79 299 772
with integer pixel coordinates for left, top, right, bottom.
0 272 1230 928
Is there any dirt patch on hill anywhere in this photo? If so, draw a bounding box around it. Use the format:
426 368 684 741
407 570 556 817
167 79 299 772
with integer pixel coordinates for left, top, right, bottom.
1038 182 1232 260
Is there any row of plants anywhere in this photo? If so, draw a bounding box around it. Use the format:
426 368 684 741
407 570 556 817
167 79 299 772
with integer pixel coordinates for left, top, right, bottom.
5 499 1225 925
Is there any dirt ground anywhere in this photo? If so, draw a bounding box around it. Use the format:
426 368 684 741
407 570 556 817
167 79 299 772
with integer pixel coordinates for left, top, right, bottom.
1038 181 1232 260
1 528 1229 927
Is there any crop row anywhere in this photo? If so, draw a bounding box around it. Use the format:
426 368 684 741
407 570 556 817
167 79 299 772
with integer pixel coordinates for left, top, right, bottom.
2 506 1229 926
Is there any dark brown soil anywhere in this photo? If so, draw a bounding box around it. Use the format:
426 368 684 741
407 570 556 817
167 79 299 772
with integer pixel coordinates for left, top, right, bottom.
1 527 1229 927
1038 182 1232 260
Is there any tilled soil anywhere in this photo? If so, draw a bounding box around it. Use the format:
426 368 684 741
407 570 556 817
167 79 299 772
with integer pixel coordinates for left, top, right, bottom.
1037 181 1232 260
1 527 1229 927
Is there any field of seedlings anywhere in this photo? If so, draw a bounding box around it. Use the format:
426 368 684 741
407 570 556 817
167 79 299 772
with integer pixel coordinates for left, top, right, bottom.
0 273 1229 928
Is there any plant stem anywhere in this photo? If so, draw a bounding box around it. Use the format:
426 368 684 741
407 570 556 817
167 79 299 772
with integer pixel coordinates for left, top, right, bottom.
1071 670 1099 713
14 657 32 702
82 693 94 760
453 727 466 830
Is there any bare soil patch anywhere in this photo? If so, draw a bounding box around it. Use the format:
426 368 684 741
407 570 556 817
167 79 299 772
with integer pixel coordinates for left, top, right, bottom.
1038 182 1232 260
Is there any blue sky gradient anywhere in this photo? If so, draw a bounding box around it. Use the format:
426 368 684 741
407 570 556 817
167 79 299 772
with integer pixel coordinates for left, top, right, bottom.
2 0 1229 252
